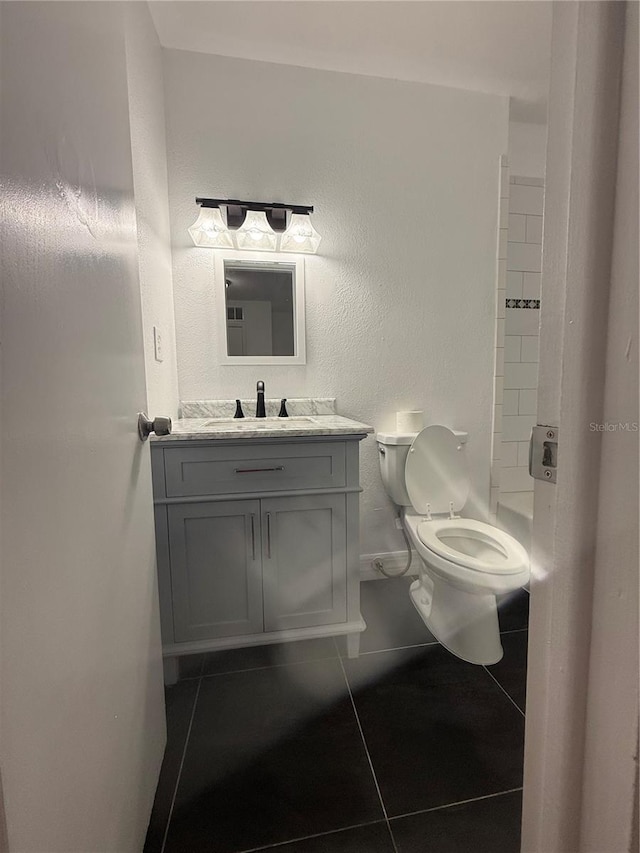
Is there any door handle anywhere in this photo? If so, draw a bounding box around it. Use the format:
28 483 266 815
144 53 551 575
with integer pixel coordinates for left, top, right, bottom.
137 413 172 441
250 514 256 560
266 512 272 559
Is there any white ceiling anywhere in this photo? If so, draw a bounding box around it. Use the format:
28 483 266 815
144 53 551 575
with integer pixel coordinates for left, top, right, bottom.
150 1 552 123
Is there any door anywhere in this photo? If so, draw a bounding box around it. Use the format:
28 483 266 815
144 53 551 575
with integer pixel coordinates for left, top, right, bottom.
168 500 264 641
262 495 347 631
522 4 638 851
0 4 166 849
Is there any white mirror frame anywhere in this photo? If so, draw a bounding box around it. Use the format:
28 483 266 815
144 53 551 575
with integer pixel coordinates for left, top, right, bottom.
214 250 306 366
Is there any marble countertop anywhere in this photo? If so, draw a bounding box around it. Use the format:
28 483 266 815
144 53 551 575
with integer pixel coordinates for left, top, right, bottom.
151 414 374 442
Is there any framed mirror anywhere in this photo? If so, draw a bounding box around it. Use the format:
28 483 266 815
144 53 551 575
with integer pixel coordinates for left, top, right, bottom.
214 252 306 365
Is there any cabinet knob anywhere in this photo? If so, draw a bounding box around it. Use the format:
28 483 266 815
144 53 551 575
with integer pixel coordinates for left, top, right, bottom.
138 413 172 441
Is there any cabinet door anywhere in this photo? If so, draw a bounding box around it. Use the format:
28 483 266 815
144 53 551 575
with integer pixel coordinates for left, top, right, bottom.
262 495 347 631
168 500 263 642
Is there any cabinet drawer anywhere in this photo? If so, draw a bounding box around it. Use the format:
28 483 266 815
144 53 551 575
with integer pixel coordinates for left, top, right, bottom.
163 442 346 497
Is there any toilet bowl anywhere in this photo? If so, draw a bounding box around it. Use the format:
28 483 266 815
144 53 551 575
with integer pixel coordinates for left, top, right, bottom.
377 424 530 664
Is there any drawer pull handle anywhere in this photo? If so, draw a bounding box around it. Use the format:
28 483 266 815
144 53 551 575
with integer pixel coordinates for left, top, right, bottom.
234 466 285 474
250 514 256 560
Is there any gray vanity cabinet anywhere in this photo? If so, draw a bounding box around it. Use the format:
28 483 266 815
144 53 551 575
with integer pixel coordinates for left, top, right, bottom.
151 435 367 685
261 494 347 631
167 500 263 642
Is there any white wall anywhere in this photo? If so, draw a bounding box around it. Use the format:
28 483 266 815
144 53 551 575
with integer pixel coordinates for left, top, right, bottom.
163 50 509 555
508 120 547 178
126 3 180 420
0 3 165 849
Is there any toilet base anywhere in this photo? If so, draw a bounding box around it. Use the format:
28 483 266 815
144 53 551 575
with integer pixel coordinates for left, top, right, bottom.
409 575 504 665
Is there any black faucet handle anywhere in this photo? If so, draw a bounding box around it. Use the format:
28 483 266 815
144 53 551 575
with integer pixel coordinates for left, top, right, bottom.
256 380 266 418
278 399 289 418
234 399 244 419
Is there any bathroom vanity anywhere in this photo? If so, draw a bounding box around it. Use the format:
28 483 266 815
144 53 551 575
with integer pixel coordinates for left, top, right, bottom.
150 404 372 684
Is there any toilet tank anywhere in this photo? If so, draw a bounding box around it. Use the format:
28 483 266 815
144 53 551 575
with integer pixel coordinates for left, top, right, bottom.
376 428 470 508
376 432 416 506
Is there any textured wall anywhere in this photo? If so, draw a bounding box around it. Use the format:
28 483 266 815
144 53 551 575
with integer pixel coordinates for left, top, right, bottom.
126 3 180 420
0 3 165 849
163 49 509 555
508 121 547 178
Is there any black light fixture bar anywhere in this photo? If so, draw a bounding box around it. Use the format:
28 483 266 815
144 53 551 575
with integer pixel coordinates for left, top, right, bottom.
195 197 314 215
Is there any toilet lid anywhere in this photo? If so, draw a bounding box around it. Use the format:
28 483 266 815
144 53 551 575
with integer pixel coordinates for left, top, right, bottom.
405 425 469 514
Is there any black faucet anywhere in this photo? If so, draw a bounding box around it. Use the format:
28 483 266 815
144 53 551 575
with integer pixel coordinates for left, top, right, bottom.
256 380 266 418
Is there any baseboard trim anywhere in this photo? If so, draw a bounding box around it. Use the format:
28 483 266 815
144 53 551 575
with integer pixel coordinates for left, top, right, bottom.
360 550 420 581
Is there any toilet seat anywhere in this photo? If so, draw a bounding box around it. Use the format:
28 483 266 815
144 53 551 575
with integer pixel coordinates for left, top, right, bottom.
416 517 528 576
402 425 529 581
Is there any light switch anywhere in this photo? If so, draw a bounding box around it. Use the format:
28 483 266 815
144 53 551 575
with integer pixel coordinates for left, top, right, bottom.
153 326 163 363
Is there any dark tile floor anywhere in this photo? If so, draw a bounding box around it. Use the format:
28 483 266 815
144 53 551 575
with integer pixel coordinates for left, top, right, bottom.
145 579 529 853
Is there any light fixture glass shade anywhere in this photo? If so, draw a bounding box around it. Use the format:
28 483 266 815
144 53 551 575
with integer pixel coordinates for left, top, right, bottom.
188 207 233 248
280 212 321 254
235 210 278 252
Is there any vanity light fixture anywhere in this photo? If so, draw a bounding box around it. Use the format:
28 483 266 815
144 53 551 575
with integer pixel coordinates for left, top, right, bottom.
235 209 278 252
187 206 234 248
280 211 321 254
190 198 321 254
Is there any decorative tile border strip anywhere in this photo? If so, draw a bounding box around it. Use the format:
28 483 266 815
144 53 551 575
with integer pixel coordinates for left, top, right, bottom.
506 298 541 309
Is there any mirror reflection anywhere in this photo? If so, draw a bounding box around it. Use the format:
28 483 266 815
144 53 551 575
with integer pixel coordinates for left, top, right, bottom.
224 260 296 357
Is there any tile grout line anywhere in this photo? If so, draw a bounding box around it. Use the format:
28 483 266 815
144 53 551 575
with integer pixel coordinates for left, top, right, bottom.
334 640 399 853
483 666 526 717
357 641 440 656
389 786 524 823
160 675 203 853
196 653 339 680
234 817 391 853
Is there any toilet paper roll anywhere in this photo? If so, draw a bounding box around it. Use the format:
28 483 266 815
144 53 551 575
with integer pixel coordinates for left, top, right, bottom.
396 411 423 433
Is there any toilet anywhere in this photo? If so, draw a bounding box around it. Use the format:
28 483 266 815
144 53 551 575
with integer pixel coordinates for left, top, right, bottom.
377 424 529 665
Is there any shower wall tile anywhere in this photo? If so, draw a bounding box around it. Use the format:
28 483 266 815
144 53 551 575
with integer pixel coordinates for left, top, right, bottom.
504 362 538 390
505 308 540 336
507 271 524 298
503 390 519 416
501 441 518 467
500 466 533 493
503 414 537 442
522 273 541 299
505 336 522 363
517 442 531 467
508 214 526 242
507 242 542 273
509 184 544 215
525 215 543 244
500 174 543 500
511 175 544 187
518 389 538 415
497 288 506 319
520 336 539 363
499 228 509 259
